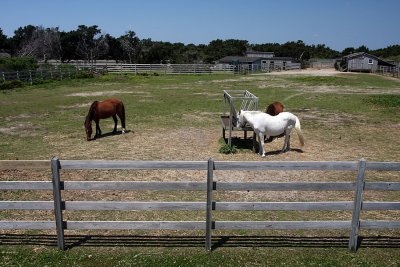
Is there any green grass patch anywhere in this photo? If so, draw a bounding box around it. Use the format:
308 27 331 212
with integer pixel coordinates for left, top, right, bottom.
364 95 400 108
288 75 349 86
288 73 400 88
1 245 400 266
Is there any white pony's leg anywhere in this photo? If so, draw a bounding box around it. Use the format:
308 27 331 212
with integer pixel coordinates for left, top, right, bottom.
258 132 266 157
282 130 291 153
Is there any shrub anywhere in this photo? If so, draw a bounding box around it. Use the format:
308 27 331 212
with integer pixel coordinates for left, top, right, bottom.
0 80 25 90
219 144 238 154
75 71 95 79
0 57 37 71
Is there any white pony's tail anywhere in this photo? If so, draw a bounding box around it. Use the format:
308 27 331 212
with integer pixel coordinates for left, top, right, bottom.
295 116 305 147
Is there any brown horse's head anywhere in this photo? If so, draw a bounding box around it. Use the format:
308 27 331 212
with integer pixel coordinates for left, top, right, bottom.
84 116 93 141
84 101 98 141
265 101 284 116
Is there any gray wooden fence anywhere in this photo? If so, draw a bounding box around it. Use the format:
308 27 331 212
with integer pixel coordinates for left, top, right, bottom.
0 158 399 251
377 65 400 78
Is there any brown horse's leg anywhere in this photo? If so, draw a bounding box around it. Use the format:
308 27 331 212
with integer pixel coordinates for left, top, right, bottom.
118 103 126 133
112 115 118 133
95 120 101 137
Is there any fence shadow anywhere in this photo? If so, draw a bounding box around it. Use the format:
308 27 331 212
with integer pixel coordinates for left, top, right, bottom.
1 234 399 250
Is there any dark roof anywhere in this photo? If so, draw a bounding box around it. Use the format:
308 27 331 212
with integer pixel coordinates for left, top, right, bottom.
344 52 378 60
344 52 395 66
218 56 261 64
218 56 298 64
267 57 298 61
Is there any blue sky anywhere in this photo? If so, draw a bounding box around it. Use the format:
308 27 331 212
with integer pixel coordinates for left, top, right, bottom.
1 0 399 51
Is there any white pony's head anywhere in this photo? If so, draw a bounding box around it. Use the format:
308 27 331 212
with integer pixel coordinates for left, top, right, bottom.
236 110 246 128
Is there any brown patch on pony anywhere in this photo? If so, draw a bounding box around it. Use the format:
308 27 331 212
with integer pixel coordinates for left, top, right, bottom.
265 101 285 143
265 101 284 116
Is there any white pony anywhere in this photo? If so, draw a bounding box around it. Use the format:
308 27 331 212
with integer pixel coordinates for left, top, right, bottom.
236 110 305 157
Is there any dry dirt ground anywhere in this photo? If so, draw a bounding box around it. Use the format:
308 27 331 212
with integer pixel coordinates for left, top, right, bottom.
40 68 399 184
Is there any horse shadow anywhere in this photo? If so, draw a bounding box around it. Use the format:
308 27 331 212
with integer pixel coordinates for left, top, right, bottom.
226 137 253 150
94 130 133 140
228 136 304 155
265 148 304 156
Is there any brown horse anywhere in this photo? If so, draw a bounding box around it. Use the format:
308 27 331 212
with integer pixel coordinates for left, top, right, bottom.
265 101 285 142
265 101 284 116
84 98 126 141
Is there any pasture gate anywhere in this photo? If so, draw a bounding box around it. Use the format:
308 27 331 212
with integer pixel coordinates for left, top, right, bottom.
221 90 259 148
0 158 400 251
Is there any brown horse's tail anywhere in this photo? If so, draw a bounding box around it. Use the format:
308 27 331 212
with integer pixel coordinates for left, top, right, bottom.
120 102 126 129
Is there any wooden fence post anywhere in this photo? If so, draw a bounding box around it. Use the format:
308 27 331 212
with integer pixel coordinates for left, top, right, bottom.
51 156 65 250
348 158 366 251
205 158 214 252
29 70 32 85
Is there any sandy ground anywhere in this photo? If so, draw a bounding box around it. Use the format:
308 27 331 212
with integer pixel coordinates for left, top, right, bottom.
256 68 343 76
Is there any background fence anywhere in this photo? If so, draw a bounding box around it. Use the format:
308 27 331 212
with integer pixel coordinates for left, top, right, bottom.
0 158 399 251
106 63 234 74
0 64 234 84
377 65 400 78
0 67 102 84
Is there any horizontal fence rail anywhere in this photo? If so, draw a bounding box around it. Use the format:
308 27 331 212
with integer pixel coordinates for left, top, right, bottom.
0 158 399 251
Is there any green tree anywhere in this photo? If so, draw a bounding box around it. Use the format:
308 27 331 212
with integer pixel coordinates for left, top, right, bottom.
341 47 355 56
355 45 369 53
10 25 36 55
105 34 123 61
118 31 140 63
60 30 80 61
17 26 61 61
204 39 248 63
0 28 7 50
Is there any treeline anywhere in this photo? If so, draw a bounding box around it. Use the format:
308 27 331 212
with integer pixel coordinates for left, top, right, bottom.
1 25 399 65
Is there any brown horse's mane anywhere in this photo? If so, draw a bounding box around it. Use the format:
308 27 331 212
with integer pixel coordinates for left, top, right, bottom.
85 101 98 123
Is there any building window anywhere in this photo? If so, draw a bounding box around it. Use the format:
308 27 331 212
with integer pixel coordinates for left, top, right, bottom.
368 59 373 65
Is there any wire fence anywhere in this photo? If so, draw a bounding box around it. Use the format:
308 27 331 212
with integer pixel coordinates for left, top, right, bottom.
0 67 102 84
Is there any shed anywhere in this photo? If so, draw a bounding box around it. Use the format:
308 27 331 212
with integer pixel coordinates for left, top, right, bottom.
343 52 395 72
218 56 262 66
217 54 300 72
218 56 263 72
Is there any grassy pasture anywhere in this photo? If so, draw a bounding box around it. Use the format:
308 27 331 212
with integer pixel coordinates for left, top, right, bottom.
1 70 400 266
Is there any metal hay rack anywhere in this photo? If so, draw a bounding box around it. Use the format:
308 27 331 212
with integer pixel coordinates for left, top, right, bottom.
221 90 259 147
